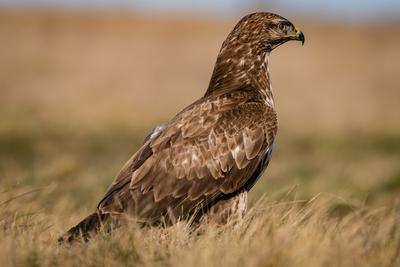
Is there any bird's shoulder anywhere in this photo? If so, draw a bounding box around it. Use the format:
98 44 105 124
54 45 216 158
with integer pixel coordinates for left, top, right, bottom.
155 89 276 141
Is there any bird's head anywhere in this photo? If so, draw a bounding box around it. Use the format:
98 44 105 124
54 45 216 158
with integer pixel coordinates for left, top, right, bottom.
207 12 304 95
225 12 305 53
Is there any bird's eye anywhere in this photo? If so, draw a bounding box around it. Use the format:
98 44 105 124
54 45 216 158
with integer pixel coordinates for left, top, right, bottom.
278 24 287 31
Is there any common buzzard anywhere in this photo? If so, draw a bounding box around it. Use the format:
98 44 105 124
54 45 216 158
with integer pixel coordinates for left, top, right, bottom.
60 12 304 243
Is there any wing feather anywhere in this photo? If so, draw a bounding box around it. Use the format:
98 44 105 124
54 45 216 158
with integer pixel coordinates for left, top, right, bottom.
97 92 277 224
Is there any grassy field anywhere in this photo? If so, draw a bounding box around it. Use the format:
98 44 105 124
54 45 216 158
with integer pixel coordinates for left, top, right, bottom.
0 10 400 267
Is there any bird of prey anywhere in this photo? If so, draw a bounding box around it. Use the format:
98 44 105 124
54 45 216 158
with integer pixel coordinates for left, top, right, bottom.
59 12 304 243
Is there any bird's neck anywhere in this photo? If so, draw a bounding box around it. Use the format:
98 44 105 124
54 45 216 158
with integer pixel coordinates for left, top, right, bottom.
205 46 274 105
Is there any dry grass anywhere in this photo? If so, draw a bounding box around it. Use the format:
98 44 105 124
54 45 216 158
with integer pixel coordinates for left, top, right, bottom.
1 10 400 267
1 118 399 267
1 193 399 267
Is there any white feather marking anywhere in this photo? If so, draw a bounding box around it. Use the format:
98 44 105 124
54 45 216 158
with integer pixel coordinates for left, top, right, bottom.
191 152 199 163
182 159 189 167
264 52 274 108
232 146 241 159
264 52 270 65
265 97 274 108
150 124 166 140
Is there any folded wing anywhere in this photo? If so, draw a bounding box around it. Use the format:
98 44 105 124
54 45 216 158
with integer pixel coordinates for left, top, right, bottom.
97 94 277 224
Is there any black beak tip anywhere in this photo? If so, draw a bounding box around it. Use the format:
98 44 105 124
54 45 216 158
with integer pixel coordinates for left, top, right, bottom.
298 31 305 46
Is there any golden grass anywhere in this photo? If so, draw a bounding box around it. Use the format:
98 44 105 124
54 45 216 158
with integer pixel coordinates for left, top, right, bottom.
1 193 399 267
1 120 399 266
1 10 400 267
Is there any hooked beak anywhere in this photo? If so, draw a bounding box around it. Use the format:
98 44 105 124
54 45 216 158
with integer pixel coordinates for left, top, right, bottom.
294 27 305 45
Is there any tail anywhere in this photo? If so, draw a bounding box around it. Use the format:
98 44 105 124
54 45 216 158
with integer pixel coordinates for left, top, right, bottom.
58 212 110 244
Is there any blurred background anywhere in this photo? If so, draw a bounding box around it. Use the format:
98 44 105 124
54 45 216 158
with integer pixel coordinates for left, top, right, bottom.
1 0 400 219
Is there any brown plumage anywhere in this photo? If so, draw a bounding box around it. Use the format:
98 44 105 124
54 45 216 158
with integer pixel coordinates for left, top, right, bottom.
59 12 304 243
